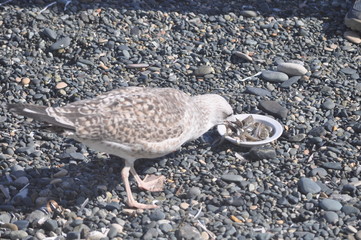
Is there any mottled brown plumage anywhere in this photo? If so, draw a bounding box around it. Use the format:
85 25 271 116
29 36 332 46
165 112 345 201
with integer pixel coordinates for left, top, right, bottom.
8 87 233 209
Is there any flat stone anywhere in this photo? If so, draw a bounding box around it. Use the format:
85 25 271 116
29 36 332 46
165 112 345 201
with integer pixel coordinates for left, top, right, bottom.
234 51 253 61
175 225 201 240
261 70 289 82
245 86 272 96
49 36 71 51
280 76 301 88
298 177 321 194
277 62 308 76
221 174 243 183
310 168 328 177
249 146 277 160
42 28 57 41
319 199 342 211
56 82 68 89
186 186 201 199
340 67 357 75
194 65 214 76
322 162 342 170
344 31 361 44
240 10 258 17
53 168 68 178
342 205 360 215
149 209 165 221
288 133 306 142
9 230 28 240
259 100 288 119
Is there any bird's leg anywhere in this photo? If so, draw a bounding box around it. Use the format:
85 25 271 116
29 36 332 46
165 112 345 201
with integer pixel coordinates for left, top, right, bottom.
121 163 158 209
130 166 165 192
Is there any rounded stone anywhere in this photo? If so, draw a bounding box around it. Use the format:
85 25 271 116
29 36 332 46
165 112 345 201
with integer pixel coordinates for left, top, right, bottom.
298 177 321 194
261 70 289 82
319 199 342 211
277 62 308 76
323 211 339 224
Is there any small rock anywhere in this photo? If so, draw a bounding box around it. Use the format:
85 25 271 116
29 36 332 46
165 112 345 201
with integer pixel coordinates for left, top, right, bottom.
180 202 189 210
53 168 68 178
160 223 173 233
323 211 339 224
310 168 328 177
221 174 243 183
126 63 149 68
21 77 31 85
56 82 68 89
245 87 272 96
298 177 321 194
187 186 201 199
13 220 29 230
9 230 28 240
322 99 336 110
308 126 326 137
88 231 106 240
319 199 342 211
342 205 360 215
277 62 308 76
194 65 214 76
259 100 288 119
1 223 18 231
249 146 277 160
234 51 253 61
280 76 301 88
261 70 289 82
240 10 258 17
42 28 57 41
43 219 58 231
49 36 71 51
287 133 306 142
344 31 361 44
175 224 201 240
67 231 81 240
356 230 361 240
322 162 342 170
149 209 165 221
340 67 357 75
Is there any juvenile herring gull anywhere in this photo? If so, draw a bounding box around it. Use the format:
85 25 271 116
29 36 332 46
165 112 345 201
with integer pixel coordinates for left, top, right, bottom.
7 87 234 209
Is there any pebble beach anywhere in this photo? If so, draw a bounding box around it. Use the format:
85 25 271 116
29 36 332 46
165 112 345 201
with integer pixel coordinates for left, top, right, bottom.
0 0 360 239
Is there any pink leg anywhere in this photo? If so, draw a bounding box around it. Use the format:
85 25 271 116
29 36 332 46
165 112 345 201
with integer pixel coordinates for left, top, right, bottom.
130 166 165 192
121 163 158 209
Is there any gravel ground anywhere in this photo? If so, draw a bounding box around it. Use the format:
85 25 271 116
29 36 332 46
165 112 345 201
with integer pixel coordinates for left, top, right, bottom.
0 0 360 239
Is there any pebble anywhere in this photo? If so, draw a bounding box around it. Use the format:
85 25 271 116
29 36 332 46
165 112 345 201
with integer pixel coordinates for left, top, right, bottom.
42 28 57 41
56 82 68 89
149 209 165 221
221 174 243 183
53 168 68 178
319 199 342 211
175 225 201 239
322 162 342 170
344 31 361 44
194 65 214 76
245 86 272 96
187 186 201 199
249 146 277 160
126 63 150 69
342 205 360 215
259 100 288 119
298 178 321 194
240 10 258 17
323 211 339 224
310 168 328 177
49 36 71 51
340 67 357 75
261 70 289 82
280 76 301 88
21 77 30 85
321 99 336 110
9 230 28 240
287 133 306 142
234 51 253 61
277 62 308 76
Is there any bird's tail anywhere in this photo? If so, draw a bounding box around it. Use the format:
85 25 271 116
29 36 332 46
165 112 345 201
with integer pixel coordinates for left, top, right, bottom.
7 103 74 130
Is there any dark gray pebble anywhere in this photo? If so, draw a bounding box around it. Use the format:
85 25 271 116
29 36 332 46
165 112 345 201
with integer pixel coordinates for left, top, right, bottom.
105 202 121 211
310 168 328 177
259 100 288 119
319 199 342 211
322 99 336 110
159 223 173 233
67 231 81 240
43 219 58 232
322 162 342 170
245 87 272 96
175 225 201 240
143 228 158 240
323 211 339 224
42 28 57 41
298 177 321 194
280 76 301 88
249 146 277 160
9 230 28 240
308 126 326 137
341 205 360 215
240 10 258 17
288 133 306 142
13 220 29 230
49 36 71 51
221 174 243 183
261 70 289 82
187 186 201 199
340 67 357 75
149 209 165 221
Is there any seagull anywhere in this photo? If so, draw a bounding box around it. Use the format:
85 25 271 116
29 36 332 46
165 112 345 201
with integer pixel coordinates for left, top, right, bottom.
7 87 234 209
